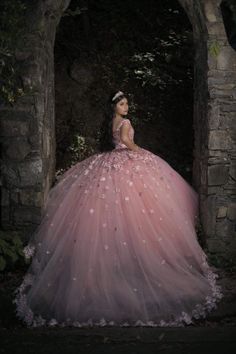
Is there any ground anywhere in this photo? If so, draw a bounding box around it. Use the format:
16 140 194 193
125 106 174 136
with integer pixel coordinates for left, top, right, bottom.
0 267 236 353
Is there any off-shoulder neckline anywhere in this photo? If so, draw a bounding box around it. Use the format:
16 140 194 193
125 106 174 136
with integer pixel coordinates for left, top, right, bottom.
112 118 129 133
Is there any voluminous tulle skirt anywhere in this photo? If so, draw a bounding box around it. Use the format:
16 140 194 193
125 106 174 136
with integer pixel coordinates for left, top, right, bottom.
13 147 223 327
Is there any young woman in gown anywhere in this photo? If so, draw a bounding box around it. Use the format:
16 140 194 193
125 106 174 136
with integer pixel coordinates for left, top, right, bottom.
13 91 223 328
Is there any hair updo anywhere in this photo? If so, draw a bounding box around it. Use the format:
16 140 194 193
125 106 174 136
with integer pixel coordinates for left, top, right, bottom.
99 91 127 152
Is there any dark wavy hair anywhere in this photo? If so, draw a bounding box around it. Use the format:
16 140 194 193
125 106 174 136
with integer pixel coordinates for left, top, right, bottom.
99 91 127 152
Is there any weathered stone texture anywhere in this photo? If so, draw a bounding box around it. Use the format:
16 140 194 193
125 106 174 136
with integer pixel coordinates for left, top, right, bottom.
0 0 71 237
227 203 236 221
217 46 236 70
217 206 227 218
0 119 30 137
208 164 229 185
180 0 236 264
209 130 232 150
4 138 31 161
229 161 236 180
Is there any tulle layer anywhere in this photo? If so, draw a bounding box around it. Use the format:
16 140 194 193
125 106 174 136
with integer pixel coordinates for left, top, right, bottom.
13 148 223 327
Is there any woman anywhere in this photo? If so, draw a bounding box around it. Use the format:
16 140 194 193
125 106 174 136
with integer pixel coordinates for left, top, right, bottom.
13 91 223 328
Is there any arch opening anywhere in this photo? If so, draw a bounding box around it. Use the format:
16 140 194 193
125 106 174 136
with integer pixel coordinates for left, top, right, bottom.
220 0 236 51
54 0 194 182
1 0 235 266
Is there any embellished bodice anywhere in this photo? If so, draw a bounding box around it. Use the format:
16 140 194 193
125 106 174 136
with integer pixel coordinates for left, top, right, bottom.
112 119 134 149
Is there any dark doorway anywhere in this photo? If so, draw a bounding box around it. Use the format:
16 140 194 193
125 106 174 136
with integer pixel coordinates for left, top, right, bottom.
220 0 236 51
54 0 194 182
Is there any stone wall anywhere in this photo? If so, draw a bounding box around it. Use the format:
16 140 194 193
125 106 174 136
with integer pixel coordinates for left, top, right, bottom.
0 0 70 240
204 0 236 263
180 0 236 263
0 0 235 263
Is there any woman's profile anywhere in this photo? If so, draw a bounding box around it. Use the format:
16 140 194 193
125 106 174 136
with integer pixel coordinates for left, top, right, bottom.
13 90 223 328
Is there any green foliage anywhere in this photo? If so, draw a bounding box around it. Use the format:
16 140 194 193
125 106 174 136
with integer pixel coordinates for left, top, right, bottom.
69 134 96 163
0 230 25 272
209 41 221 57
56 133 97 177
55 0 194 179
0 0 27 105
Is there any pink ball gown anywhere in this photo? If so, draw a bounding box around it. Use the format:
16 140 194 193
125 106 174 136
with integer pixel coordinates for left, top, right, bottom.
13 118 223 328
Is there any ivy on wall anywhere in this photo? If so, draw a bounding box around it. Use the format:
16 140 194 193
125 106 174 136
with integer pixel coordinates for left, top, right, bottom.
209 40 221 57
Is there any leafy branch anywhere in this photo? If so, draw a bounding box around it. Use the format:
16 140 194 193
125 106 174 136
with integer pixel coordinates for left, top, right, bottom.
0 231 25 272
0 0 27 105
62 6 87 17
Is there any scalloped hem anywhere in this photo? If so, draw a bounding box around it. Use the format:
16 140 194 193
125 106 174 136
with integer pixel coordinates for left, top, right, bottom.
12 268 223 328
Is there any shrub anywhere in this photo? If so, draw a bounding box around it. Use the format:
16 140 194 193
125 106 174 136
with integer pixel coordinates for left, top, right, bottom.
0 230 25 272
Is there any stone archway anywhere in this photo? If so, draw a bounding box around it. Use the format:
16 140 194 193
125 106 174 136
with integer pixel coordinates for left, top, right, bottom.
0 0 235 263
180 0 236 264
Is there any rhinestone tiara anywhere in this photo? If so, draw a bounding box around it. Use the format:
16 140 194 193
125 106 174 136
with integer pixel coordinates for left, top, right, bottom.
112 91 124 102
